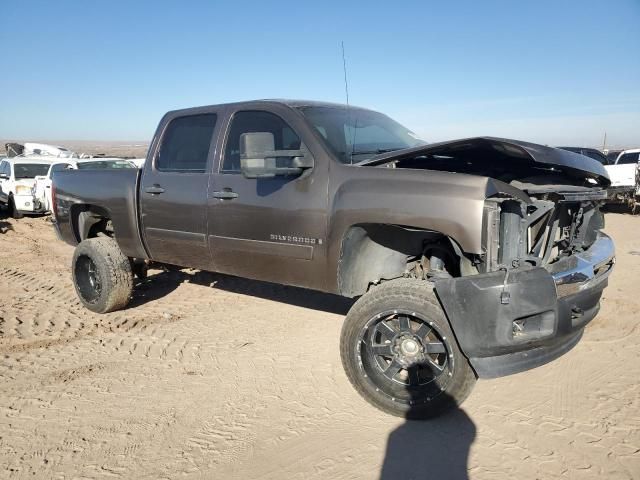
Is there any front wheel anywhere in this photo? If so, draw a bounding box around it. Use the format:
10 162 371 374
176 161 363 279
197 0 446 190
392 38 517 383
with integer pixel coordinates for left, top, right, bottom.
340 278 476 419
72 237 133 313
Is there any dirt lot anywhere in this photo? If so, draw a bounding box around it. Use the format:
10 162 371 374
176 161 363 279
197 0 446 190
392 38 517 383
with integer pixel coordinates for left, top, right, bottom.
0 212 638 479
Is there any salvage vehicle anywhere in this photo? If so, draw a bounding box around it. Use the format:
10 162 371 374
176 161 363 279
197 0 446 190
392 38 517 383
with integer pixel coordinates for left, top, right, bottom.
604 149 639 208
51 100 615 418
0 157 55 217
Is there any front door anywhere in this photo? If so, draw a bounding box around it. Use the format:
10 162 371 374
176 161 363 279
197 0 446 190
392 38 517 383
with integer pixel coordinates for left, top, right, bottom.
208 107 328 290
140 110 221 269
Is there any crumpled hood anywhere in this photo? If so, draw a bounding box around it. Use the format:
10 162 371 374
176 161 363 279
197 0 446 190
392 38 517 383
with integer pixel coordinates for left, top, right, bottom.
358 137 611 187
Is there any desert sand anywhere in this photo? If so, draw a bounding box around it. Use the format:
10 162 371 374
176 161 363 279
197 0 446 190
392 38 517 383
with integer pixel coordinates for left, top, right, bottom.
0 211 638 479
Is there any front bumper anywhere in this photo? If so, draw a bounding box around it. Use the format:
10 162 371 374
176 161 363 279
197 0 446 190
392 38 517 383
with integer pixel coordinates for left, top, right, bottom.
435 232 615 378
14 194 45 213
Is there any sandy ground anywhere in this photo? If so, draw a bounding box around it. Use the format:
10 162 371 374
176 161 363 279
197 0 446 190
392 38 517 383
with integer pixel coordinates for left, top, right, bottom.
0 211 638 479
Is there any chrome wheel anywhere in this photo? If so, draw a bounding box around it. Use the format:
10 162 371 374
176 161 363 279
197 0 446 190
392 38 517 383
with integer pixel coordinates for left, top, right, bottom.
75 255 102 303
357 310 454 404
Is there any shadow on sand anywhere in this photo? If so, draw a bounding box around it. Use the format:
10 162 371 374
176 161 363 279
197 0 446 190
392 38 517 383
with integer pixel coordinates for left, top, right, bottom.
129 268 355 315
128 269 475 479
379 379 476 479
0 206 14 234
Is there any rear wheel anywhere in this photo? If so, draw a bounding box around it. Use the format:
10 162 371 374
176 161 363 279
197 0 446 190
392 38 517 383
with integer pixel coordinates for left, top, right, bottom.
72 237 133 313
9 195 23 219
340 278 476 419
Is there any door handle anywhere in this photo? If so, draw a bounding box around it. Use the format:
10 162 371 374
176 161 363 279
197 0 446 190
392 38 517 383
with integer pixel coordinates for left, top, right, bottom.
211 190 238 200
145 185 165 194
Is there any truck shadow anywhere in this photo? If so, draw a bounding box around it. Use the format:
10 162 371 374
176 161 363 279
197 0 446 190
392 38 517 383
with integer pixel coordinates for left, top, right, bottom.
0 207 14 234
380 387 475 480
129 268 355 315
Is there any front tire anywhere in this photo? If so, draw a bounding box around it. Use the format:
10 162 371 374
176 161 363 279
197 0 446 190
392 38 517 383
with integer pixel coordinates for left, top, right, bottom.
340 278 476 419
72 237 133 313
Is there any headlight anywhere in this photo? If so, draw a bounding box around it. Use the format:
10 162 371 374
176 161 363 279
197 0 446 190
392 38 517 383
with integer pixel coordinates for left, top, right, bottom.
15 185 32 195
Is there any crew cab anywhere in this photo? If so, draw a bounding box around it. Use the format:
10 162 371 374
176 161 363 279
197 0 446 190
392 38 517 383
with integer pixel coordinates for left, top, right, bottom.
0 157 55 217
52 100 615 418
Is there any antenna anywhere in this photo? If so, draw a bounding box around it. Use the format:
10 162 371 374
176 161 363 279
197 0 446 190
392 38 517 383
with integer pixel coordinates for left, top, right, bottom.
341 41 356 164
341 41 350 107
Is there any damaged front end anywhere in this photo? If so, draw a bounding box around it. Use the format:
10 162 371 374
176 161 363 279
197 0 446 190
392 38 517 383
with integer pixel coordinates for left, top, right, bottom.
437 186 614 378
367 137 616 378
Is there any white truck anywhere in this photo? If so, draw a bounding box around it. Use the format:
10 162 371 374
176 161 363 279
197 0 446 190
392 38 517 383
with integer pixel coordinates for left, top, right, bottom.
0 157 55 217
604 149 640 208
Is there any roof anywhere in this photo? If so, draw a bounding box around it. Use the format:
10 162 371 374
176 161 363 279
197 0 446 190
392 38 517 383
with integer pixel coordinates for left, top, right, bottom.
7 156 57 164
168 99 372 115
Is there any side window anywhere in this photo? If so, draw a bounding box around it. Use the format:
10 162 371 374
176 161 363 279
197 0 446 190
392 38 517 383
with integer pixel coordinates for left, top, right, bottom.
0 161 6 176
583 150 608 165
617 152 640 165
222 111 301 173
51 163 71 173
156 114 217 172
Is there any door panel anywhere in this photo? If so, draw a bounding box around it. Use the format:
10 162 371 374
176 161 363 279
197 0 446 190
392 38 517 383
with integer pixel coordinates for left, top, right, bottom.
140 111 220 269
208 108 328 290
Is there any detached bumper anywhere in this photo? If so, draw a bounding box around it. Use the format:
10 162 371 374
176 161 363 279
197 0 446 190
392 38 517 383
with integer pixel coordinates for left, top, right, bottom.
14 194 45 213
435 233 615 378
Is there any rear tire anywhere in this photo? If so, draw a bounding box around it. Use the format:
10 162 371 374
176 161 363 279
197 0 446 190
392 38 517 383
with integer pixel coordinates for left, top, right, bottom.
340 278 476 419
9 196 23 219
72 237 133 313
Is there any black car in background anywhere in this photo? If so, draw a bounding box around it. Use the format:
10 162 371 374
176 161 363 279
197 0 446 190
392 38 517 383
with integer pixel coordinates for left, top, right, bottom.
557 147 610 165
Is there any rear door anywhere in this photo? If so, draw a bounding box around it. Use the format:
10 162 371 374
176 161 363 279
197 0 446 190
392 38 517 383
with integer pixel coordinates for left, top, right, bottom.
140 109 222 269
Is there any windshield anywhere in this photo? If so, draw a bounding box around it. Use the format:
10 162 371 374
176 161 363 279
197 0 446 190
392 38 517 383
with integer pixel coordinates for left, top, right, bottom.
14 163 51 179
76 160 134 170
617 152 640 165
298 106 426 164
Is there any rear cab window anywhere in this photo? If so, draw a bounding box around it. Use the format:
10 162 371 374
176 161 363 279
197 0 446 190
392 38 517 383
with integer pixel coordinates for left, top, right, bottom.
156 114 217 172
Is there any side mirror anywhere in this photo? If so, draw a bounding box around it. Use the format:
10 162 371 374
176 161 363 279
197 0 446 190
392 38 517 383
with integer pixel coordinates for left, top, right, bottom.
0 173 8 179
240 132 313 179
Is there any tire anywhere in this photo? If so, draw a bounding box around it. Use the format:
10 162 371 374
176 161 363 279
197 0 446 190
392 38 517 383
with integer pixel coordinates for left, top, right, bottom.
9 196 23 219
340 278 476 419
72 237 133 313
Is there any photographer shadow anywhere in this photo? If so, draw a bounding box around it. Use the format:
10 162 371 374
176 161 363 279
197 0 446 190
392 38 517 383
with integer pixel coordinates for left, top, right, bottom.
380 377 476 480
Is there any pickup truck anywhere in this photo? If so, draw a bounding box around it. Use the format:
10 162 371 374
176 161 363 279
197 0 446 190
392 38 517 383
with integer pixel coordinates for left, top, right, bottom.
52 100 615 419
604 149 640 208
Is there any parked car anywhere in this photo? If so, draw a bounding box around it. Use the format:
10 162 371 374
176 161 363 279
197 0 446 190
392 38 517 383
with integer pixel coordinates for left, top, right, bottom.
0 157 55 217
557 147 610 165
34 158 137 213
52 100 615 418
604 149 640 207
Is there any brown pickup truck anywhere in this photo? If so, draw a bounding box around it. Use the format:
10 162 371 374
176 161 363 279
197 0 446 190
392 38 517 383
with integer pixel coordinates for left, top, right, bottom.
52 100 615 418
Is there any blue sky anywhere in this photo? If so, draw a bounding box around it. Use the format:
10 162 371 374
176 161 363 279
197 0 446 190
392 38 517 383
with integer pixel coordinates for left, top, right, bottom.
1 0 639 148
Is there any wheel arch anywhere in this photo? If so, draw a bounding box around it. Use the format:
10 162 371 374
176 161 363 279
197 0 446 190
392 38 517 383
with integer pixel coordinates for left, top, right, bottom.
336 223 473 298
70 204 113 243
